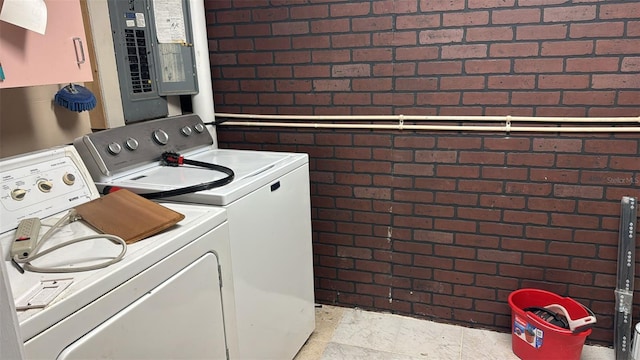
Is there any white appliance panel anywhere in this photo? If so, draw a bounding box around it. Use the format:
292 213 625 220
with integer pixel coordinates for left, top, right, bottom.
57 253 226 360
228 164 315 360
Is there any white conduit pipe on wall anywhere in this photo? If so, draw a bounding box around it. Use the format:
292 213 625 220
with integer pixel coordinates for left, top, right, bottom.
215 113 640 133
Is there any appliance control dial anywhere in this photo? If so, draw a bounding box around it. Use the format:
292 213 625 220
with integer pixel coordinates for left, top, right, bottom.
194 123 205 133
37 179 53 192
181 126 193 136
11 188 27 201
62 173 76 186
153 129 169 145
125 138 139 151
108 142 122 155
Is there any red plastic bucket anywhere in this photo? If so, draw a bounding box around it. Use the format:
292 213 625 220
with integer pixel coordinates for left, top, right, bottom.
508 288 592 360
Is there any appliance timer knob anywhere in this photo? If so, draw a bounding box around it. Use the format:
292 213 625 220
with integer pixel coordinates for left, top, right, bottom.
181 126 193 136
37 179 53 192
194 123 205 133
153 129 169 145
63 173 76 186
108 142 122 155
11 188 27 201
125 138 139 151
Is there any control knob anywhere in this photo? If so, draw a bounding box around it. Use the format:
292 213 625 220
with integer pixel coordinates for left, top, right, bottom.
108 142 122 155
153 129 169 145
37 179 53 193
11 188 27 201
125 137 139 151
194 123 205 133
63 173 76 186
180 126 193 136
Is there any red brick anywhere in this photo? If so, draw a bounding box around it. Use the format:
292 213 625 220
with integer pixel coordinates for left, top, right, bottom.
455 259 497 275
563 91 615 105
311 19 350 33
352 78 392 91
526 226 572 241
479 223 523 239
610 156 640 171
530 168 579 183
488 75 535 89
458 207 501 221
418 61 463 75
511 91 560 105
622 57 640 72
295 93 332 105
395 47 439 61
479 195 525 209
272 21 309 35
539 75 590 89
541 41 593 56
440 76 486 90
490 43 539 57
420 0 465 12
294 65 330 78
485 107 534 116
240 79 274 92
373 31 418 46
465 59 511 74
533 138 583 152
514 58 563 73
219 38 253 51
312 49 350 63
416 92 461 105
466 26 514 42
258 93 292 104
482 167 528 180
629 21 640 37
523 254 569 269
437 165 481 178
459 151 505 164
352 17 393 31
458 179 504 193
331 33 371 48
237 52 273 65
556 154 607 168
372 0 418 14
468 0 515 8
373 93 415 106
463 92 509 105
505 182 552 196
274 51 310 64
554 184 603 199
516 24 567 40
217 9 252 23
222 66 256 78
419 29 464 44
552 213 599 229
290 4 329 19
565 57 621 72
588 108 640 117
396 14 440 29
251 8 287 22
396 78 438 90
569 22 625 38
443 11 490 27
596 39 640 55
600 3 640 19
528 197 575 213
441 44 488 59
504 210 549 225
592 74 640 89
618 91 640 105
518 0 568 5
332 64 371 77
492 9 541 24
330 2 371 17
544 5 596 22
235 24 270 37
292 35 330 49
312 79 350 91
485 137 531 150
507 153 555 167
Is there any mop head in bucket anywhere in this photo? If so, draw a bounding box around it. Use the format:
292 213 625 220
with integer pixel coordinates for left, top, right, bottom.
54 84 97 112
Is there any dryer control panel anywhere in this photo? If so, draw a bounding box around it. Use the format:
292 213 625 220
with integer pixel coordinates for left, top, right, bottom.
0 146 99 233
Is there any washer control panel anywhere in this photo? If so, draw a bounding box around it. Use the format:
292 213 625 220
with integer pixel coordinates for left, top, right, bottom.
73 114 214 182
0 146 100 233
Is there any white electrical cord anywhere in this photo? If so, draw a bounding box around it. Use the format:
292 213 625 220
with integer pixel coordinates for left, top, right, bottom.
13 210 127 273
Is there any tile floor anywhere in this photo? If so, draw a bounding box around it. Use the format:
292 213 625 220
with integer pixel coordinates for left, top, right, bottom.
294 305 614 360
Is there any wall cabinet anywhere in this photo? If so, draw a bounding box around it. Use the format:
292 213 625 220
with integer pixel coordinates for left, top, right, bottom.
0 0 92 88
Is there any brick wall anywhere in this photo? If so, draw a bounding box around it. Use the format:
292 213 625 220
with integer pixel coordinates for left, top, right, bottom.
205 0 640 345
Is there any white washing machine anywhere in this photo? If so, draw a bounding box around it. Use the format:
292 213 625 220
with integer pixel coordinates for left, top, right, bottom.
74 114 316 360
0 146 234 359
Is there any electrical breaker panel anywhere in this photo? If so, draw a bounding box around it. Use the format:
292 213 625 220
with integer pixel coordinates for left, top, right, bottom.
107 0 198 124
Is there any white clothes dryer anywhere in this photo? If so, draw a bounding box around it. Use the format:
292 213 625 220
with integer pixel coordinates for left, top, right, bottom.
0 146 234 359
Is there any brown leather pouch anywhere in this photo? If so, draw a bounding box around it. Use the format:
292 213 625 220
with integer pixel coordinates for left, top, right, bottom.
74 189 185 244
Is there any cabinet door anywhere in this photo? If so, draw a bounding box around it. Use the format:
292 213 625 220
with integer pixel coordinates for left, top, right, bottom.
0 0 92 88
